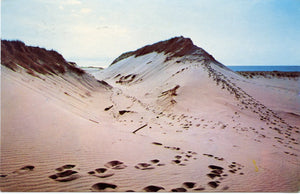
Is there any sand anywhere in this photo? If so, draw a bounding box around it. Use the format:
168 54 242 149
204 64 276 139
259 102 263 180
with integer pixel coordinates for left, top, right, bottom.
1 40 300 192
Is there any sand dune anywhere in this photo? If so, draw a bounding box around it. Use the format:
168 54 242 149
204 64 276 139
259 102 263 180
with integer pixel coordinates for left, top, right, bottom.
1 37 299 192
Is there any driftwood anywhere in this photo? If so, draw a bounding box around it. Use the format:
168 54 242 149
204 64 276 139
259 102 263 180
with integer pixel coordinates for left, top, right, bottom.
104 105 113 111
89 119 99 124
132 124 148 134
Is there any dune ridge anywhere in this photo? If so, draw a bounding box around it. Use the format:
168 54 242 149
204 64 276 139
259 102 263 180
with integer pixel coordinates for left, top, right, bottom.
111 36 224 67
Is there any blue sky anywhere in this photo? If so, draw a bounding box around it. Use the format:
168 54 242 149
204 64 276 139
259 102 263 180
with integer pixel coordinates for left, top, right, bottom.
2 0 300 67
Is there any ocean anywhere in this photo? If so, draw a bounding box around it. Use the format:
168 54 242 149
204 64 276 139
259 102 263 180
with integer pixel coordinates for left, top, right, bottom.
227 66 300 72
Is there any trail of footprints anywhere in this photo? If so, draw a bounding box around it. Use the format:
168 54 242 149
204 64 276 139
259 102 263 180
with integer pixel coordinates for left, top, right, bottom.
0 153 244 192
110 80 299 157
0 147 244 192
49 164 79 182
108 60 299 158
0 165 35 178
0 142 245 192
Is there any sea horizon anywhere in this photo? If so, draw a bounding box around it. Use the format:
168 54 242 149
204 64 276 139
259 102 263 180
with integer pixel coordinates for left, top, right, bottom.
227 65 300 72
81 65 300 72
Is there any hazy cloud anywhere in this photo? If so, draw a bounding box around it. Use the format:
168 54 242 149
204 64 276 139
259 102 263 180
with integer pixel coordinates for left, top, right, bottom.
80 8 92 14
2 0 300 67
62 0 81 5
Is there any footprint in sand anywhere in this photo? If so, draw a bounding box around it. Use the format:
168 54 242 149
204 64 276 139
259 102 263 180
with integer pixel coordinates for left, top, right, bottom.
182 182 196 189
170 182 197 192
49 170 79 182
214 156 224 161
203 153 224 161
194 187 205 191
150 159 160 164
164 145 181 151
208 165 224 170
55 164 75 172
135 159 165 170
172 159 182 165
227 162 244 175
88 168 114 178
171 187 187 192
206 165 224 188
207 172 221 179
1 165 35 177
207 165 224 180
49 164 79 182
12 165 35 174
143 185 165 192
203 153 214 158
205 161 245 189
91 182 117 191
208 181 219 188
104 160 127 170
135 163 155 170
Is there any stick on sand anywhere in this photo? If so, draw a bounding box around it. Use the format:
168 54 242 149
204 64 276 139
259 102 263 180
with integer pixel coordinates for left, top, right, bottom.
132 124 148 134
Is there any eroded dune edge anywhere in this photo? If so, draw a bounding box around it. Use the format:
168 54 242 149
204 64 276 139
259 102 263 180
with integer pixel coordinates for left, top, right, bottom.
1 37 299 192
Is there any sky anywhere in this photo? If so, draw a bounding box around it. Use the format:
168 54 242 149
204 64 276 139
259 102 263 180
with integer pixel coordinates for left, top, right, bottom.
1 0 300 67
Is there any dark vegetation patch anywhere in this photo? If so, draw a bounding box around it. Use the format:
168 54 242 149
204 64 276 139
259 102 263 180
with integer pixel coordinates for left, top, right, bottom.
97 80 112 88
110 36 216 65
115 74 137 84
1 40 85 76
160 85 180 97
237 71 300 79
203 61 298 151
